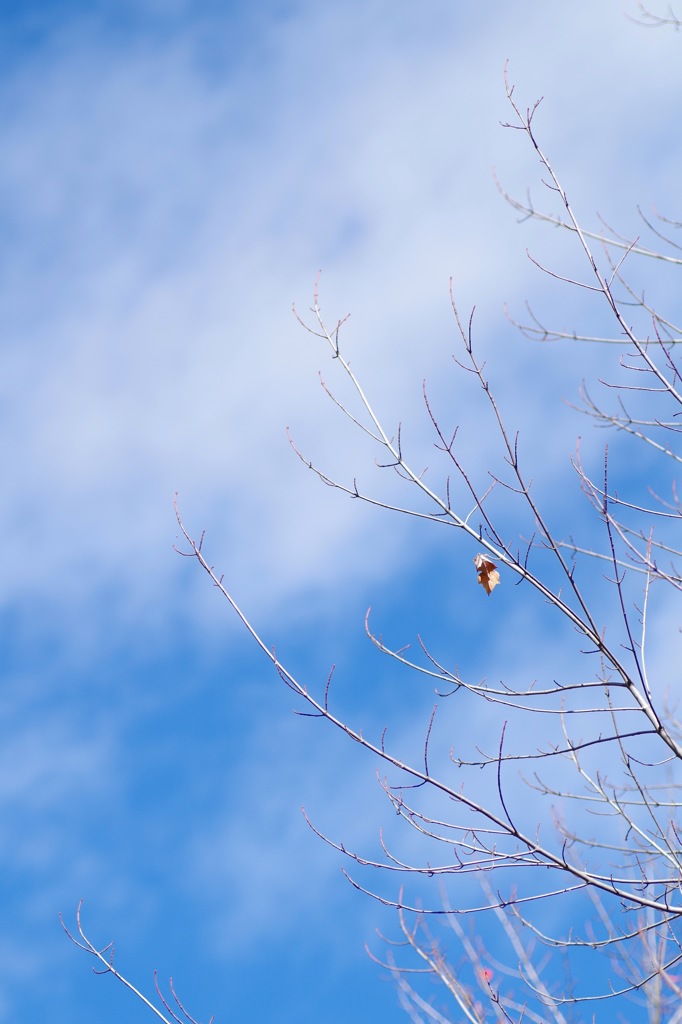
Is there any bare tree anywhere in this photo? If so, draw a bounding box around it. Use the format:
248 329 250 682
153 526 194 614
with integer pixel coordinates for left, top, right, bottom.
65 44 682 1024
632 2 682 28
61 903 214 1024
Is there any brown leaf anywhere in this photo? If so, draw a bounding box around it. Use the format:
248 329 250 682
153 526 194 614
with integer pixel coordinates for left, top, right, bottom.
474 553 500 596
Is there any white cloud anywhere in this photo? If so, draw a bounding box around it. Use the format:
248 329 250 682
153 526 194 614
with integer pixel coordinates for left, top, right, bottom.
3 7 682 1022
3 1 679 654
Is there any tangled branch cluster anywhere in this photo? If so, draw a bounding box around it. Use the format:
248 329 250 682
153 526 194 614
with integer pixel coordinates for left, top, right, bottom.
65 58 682 1024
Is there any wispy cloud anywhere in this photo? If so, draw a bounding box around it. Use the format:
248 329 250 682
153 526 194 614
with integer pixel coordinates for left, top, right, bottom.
2 3 681 1021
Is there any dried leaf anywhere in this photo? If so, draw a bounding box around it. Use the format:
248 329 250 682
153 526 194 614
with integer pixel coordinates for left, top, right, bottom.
474 553 500 596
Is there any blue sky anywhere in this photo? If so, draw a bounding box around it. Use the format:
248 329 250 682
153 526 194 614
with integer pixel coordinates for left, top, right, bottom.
2 1 681 1021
